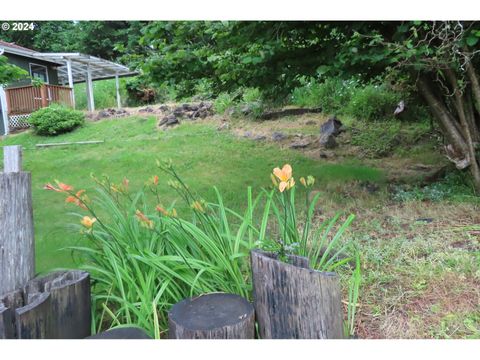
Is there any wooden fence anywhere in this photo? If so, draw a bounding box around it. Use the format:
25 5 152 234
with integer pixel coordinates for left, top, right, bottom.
4 84 73 115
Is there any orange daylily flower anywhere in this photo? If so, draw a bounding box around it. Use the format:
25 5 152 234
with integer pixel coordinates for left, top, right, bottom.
135 210 154 229
44 183 61 192
273 164 295 192
81 216 96 228
57 182 73 192
65 190 87 210
155 205 169 216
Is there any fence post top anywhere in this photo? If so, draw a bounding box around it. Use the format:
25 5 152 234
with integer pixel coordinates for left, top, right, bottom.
3 145 23 173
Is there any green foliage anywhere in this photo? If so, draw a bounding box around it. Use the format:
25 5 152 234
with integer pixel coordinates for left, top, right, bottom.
29 104 85 136
346 85 402 122
59 166 263 337
0 55 28 85
392 171 478 203
74 78 129 110
291 77 358 114
213 92 235 115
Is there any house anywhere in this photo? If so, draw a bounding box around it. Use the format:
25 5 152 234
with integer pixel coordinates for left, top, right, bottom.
0 40 136 135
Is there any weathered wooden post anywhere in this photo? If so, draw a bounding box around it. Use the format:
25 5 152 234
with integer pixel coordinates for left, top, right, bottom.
251 249 344 339
168 293 255 339
0 145 35 295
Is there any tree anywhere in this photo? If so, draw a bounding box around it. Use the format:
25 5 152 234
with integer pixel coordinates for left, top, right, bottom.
0 55 28 85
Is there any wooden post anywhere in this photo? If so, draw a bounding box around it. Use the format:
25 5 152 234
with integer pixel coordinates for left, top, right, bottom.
168 293 255 339
66 59 76 109
0 145 35 296
86 67 95 112
40 84 48 108
115 74 121 109
251 250 344 339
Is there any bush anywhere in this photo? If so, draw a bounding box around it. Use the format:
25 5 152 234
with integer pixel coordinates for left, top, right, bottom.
213 92 235 115
291 77 357 114
346 85 401 122
240 87 264 119
29 105 85 136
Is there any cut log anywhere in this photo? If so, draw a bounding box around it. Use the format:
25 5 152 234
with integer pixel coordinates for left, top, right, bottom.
0 271 91 339
260 107 322 120
36 140 104 148
0 146 35 295
251 249 344 339
24 271 91 339
168 293 255 339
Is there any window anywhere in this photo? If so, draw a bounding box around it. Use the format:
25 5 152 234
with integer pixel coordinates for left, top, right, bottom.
29 63 49 84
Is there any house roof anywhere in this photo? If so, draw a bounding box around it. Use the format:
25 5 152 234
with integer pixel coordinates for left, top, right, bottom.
0 40 137 84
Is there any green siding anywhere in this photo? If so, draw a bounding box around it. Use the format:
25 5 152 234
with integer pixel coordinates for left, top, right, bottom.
4 53 59 88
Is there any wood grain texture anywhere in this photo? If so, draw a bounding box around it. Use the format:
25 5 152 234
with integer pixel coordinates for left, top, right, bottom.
0 271 91 339
3 145 22 173
0 171 35 295
251 249 344 339
168 293 255 339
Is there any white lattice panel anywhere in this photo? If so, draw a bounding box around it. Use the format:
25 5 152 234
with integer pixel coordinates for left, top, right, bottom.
9 114 31 130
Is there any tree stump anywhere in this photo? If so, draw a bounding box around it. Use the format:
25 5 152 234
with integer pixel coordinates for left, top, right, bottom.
168 293 255 339
251 249 344 339
0 271 91 339
0 146 35 295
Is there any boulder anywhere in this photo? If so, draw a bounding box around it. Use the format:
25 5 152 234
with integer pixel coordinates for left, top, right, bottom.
271 132 287 141
159 114 179 127
139 106 154 113
290 138 312 149
319 116 343 149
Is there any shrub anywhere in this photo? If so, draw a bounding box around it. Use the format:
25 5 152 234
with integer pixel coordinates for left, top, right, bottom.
346 85 401 122
291 77 357 114
240 87 264 119
29 104 85 136
213 92 235 115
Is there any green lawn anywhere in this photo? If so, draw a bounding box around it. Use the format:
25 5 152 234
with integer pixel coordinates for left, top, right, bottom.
0 116 383 273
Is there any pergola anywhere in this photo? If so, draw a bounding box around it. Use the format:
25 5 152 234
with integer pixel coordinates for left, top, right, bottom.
33 53 137 111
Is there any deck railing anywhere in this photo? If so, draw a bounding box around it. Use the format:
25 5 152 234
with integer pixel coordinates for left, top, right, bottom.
5 84 73 115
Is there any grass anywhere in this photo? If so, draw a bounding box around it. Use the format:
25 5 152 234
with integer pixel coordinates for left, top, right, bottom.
1 112 478 339
0 116 383 273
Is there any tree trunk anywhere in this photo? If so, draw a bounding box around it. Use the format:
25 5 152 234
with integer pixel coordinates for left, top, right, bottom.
251 249 344 339
168 293 255 339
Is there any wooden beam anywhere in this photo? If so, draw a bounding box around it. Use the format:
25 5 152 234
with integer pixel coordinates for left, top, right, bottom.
36 140 104 148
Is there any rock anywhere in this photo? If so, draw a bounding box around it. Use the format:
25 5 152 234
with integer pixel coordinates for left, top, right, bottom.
415 218 434 223
319 116 343 149
243 131 253 138
240 104 253 116
158 105 170 112
96 110 111 119
253 135 267 141
360 181 380 194
320 116 343 136
319 150 335 159
159 114 179 127
271 132 287 141
290 138 312 149
139 106 154 113
320 135 337 149
173 107 184 116
217 122 230 131
305 120 317 125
